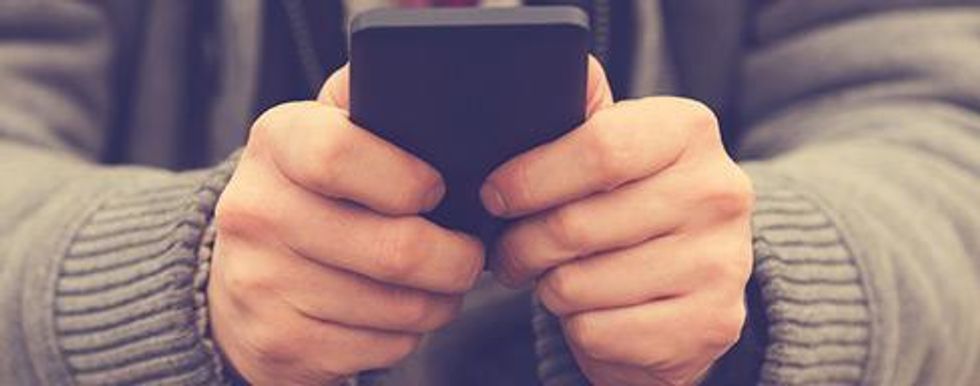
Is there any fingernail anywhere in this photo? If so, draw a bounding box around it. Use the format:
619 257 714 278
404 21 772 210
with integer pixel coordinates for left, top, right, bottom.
481 184 508 216
424 184 445 211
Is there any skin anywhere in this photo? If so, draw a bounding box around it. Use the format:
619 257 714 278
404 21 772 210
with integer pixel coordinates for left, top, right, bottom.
210 57 753 385
209 68 483 385
483 58 754 385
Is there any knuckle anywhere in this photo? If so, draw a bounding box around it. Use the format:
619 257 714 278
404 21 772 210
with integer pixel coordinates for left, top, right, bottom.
730 165 756 213
699 164 755 221
222 256 276 302
375 219 428 283
243 323 296 364
406 295 459 331
249 102 298 142
413 296 460 331
377 334 422 367
214 193 263 238
305 117 355 189
700 256 728 283
252 102 355 194
564 314 616 362
214 196 251 235
697 253 747 288
702 303 745 351
707 188 752 221
670 97 719 138
587 113 638 184
427 297 463 330
249 102 326 160
386 290 437 330
544 207 592 252
539 266 583 315
721 166 755 216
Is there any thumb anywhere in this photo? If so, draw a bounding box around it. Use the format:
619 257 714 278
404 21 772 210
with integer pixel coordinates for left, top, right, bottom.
318 64 350 109
586 55 614 117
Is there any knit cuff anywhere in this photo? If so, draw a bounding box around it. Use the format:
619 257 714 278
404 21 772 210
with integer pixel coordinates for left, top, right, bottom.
745 164 872 385
51 155 238 385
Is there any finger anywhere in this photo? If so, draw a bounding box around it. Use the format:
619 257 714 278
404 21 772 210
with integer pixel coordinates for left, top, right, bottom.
482 97 713 217
318 64 350 109
561 295 744 372
218 162 484 294
535 225 752 316
228 299 420 381
210 264 422 384
230 238 462 332
255 101 445 215
586 55 614 117
493 147 753 287
300 320 420 377
491 172 682 286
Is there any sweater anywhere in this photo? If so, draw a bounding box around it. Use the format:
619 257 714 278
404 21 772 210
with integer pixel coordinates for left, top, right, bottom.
2 1 979 385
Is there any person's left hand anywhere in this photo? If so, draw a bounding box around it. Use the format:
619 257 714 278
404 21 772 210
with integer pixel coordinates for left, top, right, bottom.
481 57 754 385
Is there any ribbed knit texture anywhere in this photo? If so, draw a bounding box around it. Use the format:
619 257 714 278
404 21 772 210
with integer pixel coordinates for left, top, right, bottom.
51 157 238 385
749 173 870 385
532 169 872 386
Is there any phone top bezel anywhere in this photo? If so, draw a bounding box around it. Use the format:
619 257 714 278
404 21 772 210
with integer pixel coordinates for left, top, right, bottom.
350 6 590 36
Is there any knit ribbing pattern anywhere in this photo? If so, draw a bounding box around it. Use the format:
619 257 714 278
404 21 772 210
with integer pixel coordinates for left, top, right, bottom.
752 185 870 385
52 160 236 385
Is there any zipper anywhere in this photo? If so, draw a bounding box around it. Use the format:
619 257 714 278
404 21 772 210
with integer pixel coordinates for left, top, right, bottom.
282 0 327 95
591 0 611 65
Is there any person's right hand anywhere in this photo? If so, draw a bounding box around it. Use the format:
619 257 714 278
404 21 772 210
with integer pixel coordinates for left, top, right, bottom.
208 66 485 385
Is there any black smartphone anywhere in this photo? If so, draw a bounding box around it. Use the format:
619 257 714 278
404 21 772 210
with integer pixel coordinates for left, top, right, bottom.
349 6 589 242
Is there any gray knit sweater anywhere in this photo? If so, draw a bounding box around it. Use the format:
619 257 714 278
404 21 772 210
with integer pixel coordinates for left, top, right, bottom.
2 1 980 385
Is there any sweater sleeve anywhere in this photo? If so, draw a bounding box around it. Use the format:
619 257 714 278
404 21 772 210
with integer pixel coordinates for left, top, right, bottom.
0 2 235 384
735 4 980 384
534 3 980 386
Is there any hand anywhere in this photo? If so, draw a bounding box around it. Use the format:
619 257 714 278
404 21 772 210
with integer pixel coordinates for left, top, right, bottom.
482 58 754 385
209 66 484 385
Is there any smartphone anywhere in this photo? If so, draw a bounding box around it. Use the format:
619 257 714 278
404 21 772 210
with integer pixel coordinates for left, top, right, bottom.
350 6 589 243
